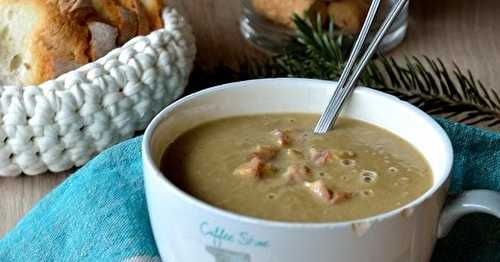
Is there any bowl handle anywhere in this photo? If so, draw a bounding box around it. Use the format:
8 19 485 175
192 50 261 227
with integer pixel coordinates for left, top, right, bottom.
437 190 500 238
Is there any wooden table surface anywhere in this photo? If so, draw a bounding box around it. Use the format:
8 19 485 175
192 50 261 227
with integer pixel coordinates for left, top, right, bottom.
1 0 500 237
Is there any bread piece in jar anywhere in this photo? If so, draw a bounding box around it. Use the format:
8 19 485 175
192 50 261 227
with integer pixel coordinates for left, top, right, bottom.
327 0 370 33
251 0 318 28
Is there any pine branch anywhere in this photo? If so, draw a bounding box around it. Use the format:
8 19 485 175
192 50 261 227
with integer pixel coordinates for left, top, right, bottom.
250 15 500 128
371 57 500 127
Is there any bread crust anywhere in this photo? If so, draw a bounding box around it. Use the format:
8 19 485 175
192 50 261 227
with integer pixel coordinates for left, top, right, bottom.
48 0 95 21
10 0 90 85
90 0 138 44
140 0 163 30
118 0 150 35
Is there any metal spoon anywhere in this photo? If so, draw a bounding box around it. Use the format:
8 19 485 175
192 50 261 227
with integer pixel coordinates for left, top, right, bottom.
314 0 409 134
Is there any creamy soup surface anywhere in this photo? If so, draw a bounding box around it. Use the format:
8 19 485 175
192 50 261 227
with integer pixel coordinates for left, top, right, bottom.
161 114 433 223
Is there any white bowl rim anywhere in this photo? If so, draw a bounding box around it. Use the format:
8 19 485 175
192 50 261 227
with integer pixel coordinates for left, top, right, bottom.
142 78 454 229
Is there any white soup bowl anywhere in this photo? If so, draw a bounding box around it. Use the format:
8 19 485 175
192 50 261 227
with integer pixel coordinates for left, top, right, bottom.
142 78 500 262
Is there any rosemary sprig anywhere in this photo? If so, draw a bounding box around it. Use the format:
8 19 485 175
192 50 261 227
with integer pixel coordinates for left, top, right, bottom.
258 15 500 128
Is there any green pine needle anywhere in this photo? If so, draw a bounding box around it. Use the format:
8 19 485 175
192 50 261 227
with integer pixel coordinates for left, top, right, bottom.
252 15 500 128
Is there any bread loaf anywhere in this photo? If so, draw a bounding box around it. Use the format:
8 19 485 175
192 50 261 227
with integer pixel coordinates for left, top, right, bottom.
0 0 164 86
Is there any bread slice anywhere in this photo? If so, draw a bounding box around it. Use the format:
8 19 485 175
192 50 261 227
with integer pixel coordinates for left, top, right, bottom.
90 0 138 44
48 0 95 20
0 1 39 85
0 0 90 85
118 0 150 35
140 0 163 30
0 0 162 85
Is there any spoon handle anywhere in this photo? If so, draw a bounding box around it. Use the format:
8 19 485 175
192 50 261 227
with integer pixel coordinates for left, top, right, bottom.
314 0 409 134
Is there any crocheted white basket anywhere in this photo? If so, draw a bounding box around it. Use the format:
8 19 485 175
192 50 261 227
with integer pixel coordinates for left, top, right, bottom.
0 8 196 176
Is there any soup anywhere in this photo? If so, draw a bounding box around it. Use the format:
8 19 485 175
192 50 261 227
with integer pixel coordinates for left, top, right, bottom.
160 114 432 223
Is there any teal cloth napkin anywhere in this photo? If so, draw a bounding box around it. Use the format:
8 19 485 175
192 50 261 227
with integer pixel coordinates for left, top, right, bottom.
0 119 499 262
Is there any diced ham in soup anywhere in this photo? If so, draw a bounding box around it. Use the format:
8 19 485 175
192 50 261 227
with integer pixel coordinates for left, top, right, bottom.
304 179 352 205
331 192 352 205
304 179 332 202
284 164 311 184
234 157 265 178
309 148 334 166
286 149 303 160
249 145 278 161
271 129 290 146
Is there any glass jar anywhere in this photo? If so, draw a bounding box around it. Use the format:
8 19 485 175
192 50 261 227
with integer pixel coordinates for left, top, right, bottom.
240 0 409 54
